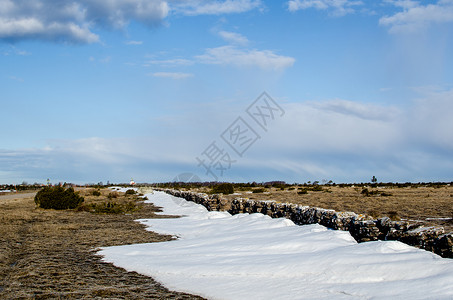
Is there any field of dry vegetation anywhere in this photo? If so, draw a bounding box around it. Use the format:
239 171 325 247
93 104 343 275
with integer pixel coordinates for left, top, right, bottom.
0 188 204 299
1 183 451 298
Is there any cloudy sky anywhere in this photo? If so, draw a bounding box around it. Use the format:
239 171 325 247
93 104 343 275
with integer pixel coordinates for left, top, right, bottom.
1 0 452 184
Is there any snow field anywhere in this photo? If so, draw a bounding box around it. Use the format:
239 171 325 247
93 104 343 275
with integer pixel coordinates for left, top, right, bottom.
99 191 453 300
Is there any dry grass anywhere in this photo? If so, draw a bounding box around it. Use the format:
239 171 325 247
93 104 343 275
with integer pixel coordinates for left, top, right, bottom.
0 188 205 299
211 185 453 232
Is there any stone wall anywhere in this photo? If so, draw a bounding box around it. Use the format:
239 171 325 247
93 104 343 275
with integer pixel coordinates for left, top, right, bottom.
158 189 453 258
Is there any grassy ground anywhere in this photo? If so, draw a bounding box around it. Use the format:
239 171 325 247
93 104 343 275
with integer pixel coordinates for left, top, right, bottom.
0 188 205 299
206 185 453 232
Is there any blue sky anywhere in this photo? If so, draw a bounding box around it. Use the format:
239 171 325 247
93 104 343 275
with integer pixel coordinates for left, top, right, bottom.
1 0 453 184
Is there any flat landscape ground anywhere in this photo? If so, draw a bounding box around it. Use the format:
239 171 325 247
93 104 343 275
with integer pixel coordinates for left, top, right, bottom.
1 185 451 298
0 189 205 299
216 185 453 232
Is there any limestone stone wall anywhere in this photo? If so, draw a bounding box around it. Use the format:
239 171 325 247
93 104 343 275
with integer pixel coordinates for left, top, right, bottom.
158 189 452 258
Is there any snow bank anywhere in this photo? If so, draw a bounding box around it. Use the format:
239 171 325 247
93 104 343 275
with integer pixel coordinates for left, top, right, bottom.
99 191 453 300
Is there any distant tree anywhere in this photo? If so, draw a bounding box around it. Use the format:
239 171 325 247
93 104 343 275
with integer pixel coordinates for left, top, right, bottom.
371 176 377 183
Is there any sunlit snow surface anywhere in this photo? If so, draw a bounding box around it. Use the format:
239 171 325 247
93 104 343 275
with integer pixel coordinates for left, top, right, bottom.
99 191 453 299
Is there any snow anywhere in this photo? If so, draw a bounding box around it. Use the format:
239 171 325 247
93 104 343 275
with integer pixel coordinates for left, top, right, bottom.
99 191 453 300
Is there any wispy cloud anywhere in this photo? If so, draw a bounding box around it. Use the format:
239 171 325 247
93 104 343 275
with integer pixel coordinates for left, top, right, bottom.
196 45 295 70
89 55 112 63
1 45 31 56
314 99 401 121
150 72 194 79
144 58 194 67
172 0 263 16
218 30 249 46
287 0 363 16
3 89 453 183
125 40 143 45
380 0 453 33
8 75 24 82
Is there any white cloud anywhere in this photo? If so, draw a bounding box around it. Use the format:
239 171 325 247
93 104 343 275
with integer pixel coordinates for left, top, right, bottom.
314 99 401 121
218 30 249 45
2 89 453 183
144 58 194 67
380 0 453 33
287 0 363 16
150 72 194 79
171 0 263 16
8 75 23 82
1 45 31 56
125 40 143 45
196 45 295 70
0 0 169 43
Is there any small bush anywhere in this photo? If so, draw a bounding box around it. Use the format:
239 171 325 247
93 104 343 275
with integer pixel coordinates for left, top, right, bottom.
125 189 136 195
252 188 266 193
298 188 308 195
92 190 101 196
35 186 84 210
211 183 234 195
107 192 118 199
310 185 324 191
80 201 137 214
361 188 370 196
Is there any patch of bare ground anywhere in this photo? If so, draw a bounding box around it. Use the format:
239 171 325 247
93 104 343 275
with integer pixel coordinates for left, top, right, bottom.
216 185 453 232
0 188 205 299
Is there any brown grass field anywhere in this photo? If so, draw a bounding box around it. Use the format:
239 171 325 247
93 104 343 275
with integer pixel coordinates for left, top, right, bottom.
0 188 204 299
1 185 451 298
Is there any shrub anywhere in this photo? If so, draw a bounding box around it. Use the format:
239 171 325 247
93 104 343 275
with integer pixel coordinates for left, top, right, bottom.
92 190 101 196
252 188 266 193
107 192 118 199
125 189 136 195
211 183 234 195
310 185 324 191
361 188 370 196
34 186 84 210
78 200 138 214
297 188 308 195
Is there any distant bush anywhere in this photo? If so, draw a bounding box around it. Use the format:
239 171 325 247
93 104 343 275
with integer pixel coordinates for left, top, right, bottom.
92 190 101 196
252 188 266 193
310 185 324 191
107 192 118 199
211 183 234 195
362 188 392 197
79 201 137 214
297 189 308 195
361 188 370 196
125 189 136 195
34 186 84 210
